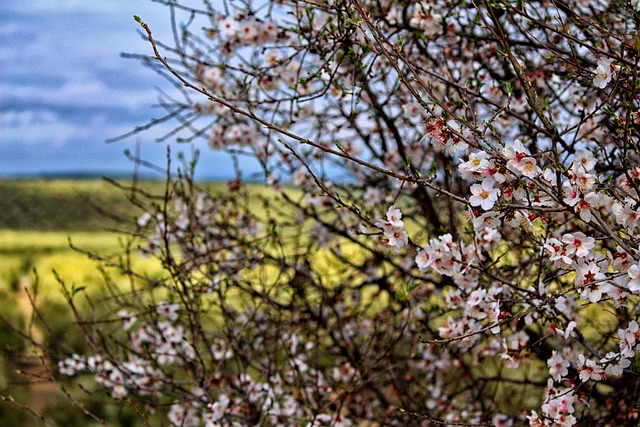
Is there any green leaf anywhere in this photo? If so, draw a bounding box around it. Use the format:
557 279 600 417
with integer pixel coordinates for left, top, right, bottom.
505 81 513 96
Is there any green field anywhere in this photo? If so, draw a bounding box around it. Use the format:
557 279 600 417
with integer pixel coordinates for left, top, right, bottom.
0 180 143 425
0 179 147 231
0 178 216 425
0 178 170 297
0 177 302 426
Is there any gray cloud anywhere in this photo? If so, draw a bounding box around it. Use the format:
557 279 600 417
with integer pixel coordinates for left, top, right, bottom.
1 0 255 179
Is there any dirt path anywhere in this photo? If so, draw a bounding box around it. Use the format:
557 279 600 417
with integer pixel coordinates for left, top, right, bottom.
12 275 60 417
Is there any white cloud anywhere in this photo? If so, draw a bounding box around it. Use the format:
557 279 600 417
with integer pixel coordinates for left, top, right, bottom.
1 109 87 147
0 106 166 148
0 79 160 110
1 2 177 111
0 22 22 36
0 0 227 176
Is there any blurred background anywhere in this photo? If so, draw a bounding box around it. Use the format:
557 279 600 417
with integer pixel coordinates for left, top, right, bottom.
0 0 258 180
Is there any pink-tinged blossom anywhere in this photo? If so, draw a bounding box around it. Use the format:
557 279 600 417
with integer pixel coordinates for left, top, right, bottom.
111 384 128 399
609 246 632 271
573 171 596 192
224 123 255 146
506 330 529 351
592 57 613 89
488 301 502 334
118 310 137 331
485 165 507 184
545 237 574 268
458 151 490 180
403 101 423 118
454 273 478 292
157 302 179 321
385 205 404 227
203 67 224 91
428 119 469 154
469 178 501 210
467 288 487 307
438 316 464 339
561 232 595 258
383 225 408 252
307 413 334 426
492 413 513 427
563 185 580 207
58 354 86 376
502 139 532 173
502 139 530 160
577 354 604 382
542 167 557 184
204 394 229 423
375 206 408 252
472 211 502 231
618 320 640 359
601 352 630 377
445 289 464 309
564 320 576 338
158 321 184 343
576 262 609 302
211 338 233 361
410 8 442 37
519 156 542 178
218 16 239 37
137 212 152 227
363 187 382 204
503 210 533 232
122 357 147 376
292 168 309 187
620 170 640 197
500 348 522 369
477 227 501 250
572 150 597 173
509 154 542 178
156 342 178 365
415 249 433 272
606 277 629 308
237 20 259 43
627 264 640 293
555 414 577 427
547 350 570 381
415 233 463 276
611 199 640 229
168 404 186 427
574 192 600 222
526 410 543 426
554 295 577 319
540 387 577 426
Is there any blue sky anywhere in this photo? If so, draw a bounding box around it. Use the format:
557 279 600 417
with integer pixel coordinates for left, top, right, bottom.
0 0 257 179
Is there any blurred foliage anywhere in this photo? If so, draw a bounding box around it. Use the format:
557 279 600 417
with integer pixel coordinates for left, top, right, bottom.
0 179 165 425
0 178 284 426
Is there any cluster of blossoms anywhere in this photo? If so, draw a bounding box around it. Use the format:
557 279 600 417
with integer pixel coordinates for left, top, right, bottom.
59 301 194 399
416 233 469 277
529 384 578 427
43 0 640 426
374 205 408 252
60 294 364 426
213 14 283 48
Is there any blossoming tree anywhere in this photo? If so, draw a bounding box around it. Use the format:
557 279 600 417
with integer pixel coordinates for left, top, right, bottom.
51 0 640 426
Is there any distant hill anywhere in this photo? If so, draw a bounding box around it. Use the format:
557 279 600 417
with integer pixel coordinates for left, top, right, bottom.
0 171 166 181
0 179 161 231
0 177 297 232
